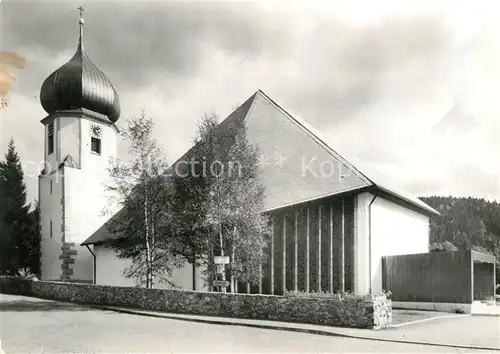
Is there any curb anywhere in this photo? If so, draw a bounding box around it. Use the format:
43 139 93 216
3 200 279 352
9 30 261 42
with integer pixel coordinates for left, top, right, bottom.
96 306 500 352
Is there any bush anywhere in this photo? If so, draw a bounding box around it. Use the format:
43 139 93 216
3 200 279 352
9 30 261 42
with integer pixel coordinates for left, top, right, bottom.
430 241 458 252
381 289 392 299
0 276 32 295
285 290 360 299
285 289 392 299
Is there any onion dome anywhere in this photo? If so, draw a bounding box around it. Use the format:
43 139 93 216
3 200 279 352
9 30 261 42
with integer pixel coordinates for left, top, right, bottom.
40 7 120 123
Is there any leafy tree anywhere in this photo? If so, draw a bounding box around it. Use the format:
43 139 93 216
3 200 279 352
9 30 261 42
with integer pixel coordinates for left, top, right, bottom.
170 126 213 289
172 112 268 293
0 139 30 274
214 118 268 292
105 112 182 288
430 240 458 252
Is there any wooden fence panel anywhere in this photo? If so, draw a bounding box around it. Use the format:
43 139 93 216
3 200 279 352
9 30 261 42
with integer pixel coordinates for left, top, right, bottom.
382 250 472 303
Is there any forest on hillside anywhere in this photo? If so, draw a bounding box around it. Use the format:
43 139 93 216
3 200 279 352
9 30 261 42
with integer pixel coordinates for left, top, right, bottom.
420 196 500 267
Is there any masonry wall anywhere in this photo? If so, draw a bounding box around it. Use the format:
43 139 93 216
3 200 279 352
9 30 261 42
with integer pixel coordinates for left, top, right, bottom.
0 277 392 329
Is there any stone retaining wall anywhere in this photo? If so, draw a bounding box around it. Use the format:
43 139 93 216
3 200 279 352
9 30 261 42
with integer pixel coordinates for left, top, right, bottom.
0 277 391 329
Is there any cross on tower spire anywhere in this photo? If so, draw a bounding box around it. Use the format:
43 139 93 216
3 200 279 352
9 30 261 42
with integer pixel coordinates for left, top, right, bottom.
77 5 85 44
78 5 85 20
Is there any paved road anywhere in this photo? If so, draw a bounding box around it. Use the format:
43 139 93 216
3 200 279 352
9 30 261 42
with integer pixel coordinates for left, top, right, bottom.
0 294 493 353
358 313 500 349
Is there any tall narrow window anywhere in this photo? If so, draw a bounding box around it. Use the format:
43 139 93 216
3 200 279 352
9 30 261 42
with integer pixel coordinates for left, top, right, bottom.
48 122 54 155
50 179 53 194
50 220 53 238
91 137 101 154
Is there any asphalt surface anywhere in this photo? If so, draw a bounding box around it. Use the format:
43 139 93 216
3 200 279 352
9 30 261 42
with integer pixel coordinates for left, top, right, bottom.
0 294 495 353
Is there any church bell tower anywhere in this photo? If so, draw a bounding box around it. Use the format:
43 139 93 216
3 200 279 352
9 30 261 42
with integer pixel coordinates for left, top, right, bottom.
38 6 121 282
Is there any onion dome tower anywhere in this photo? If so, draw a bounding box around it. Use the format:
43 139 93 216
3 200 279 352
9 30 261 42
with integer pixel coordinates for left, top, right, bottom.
40 5 120 123
39 6 121 284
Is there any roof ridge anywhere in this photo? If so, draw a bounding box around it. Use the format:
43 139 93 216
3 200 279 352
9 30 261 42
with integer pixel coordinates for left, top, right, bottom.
255 89 373 185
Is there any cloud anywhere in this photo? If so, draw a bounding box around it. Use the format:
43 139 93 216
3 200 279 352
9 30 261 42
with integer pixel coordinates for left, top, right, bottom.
276 15 452 126
2 2 295 92
1 1 500 205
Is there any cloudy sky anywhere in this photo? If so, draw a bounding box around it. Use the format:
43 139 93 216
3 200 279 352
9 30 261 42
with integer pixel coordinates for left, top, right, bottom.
1 0 500 205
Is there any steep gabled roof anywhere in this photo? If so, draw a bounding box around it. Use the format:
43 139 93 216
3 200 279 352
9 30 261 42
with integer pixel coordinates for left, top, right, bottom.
82 89 438 246
81 209 125 246
254 90 439 216
163 92 258 177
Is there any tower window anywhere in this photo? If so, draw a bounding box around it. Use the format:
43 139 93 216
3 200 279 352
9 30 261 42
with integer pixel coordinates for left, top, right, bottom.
91 137 101 154
50 220 53 238
50 179 53 194
48 122 54 155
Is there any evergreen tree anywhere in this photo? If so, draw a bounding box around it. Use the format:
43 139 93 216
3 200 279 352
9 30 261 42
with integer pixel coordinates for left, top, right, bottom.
0 166 15 274
0 139 30 274
420 195 500 284
25 202 41 276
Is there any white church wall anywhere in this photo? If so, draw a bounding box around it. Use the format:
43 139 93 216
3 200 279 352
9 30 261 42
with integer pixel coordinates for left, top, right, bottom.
40 172 63 280
355 192 430 295
94 245 137 287
41 115 120 282
354 193 371 295
62 120 118 282
370 194 430 294
63 167 112 245
64 166 94 281
94 245 208 290
59 117 81 166
80 119 117 172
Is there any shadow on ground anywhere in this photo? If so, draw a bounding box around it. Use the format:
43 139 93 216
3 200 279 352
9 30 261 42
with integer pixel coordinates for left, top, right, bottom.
0 299 91 312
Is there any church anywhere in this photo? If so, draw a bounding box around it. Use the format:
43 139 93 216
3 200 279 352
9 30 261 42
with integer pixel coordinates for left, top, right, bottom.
39 10 439 295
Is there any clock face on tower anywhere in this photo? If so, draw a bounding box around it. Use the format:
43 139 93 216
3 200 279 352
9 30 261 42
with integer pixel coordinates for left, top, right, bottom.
90 124 102 138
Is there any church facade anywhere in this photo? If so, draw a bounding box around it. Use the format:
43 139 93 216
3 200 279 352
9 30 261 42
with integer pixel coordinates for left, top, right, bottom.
82 90 439 294
39 11 439 294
